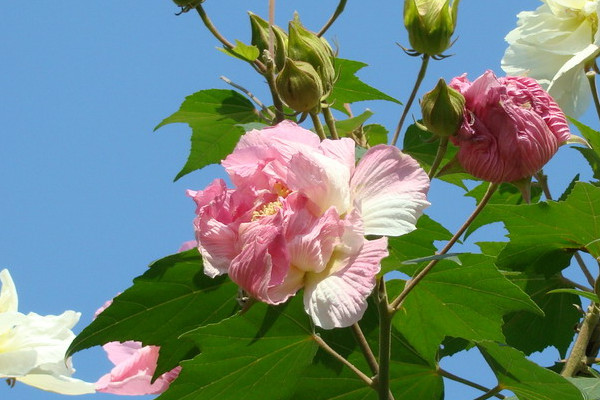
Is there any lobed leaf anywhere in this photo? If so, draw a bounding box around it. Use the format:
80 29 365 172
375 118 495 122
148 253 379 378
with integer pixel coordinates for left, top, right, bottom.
155 89 260 180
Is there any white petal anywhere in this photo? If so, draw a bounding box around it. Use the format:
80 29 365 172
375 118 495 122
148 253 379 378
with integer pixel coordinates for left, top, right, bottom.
18 373 96 395
351 146 430 236
0 269 18 313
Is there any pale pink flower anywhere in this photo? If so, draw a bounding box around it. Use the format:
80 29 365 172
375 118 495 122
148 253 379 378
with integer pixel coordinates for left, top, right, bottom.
188 121 430 329
94 300 181 395
449 70 570 183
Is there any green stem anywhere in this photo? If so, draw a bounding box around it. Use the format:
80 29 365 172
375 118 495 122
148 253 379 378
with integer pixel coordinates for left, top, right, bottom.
428 136 449 179
322 107 340 139
586 65 600 123
438 369 505 399
310 112 327 140
312 334 374 386
472 386 503 400
390 182 499 311
391 54 430 146
376 278 393 400
318 0 348 37
265 62 285 123
352 323 379 375
562 303 600 377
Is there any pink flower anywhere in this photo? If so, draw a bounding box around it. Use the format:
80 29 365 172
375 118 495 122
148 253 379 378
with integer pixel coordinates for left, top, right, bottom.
449 70 570 183
94 301 181 395
188 121 430 329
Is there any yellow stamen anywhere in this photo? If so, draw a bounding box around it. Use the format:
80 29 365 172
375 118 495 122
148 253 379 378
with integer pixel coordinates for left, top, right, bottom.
252 200 283 221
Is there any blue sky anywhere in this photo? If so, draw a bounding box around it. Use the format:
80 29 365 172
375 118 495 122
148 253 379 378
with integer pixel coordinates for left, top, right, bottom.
1 1 591 399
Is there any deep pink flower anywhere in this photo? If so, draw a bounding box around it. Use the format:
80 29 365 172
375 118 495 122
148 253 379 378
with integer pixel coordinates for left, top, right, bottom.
188 121 430 329
94 301 181 395
449 70 570 183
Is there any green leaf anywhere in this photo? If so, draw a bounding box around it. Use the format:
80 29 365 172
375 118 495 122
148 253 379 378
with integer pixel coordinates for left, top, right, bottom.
548 288 599 303
478 341 583 400
218 40 260 62
323 109 374 138
402 123 470 189
328 58 400 115
67 250 239 376
392 254 540 361
485 182 600 271
570 118 600 182
157 298 319 400
294 297 443 400
363 124 388 146
155 89 260 180
567 377 600 399
464 182 542 238
502 273 582 357
382 214 452 275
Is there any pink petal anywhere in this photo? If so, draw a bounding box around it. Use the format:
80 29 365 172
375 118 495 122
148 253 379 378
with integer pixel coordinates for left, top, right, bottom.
303 238 388 329
318 138 357 175
351 145 430 236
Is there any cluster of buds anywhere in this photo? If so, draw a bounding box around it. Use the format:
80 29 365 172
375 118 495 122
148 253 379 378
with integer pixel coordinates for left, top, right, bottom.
250 13 336 113
404 0 460 56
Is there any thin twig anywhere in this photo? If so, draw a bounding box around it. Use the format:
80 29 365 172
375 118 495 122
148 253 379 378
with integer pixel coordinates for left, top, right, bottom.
376 278 392 400
390 182 499 311
438 368 505 399
351 323 379 374
428 136 449 179
560 274 594 293
586 63 600 123
391 54 430 146
310 112 327 140
220 76 275 122
322 107 340 139
312 334 374 387
317 0 348 37
195 4 266 72
268 0 275 59
472 386 503 400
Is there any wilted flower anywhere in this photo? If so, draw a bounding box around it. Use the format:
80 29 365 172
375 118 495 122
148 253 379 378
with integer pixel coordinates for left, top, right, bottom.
188 121 430 329
404 0 460 56
0 269 95 394
502 0 600 117
448 70 571 183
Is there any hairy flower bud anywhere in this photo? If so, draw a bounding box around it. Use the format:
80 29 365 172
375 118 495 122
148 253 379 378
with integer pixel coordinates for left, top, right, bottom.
276 58 324 112
404 0 459 56
249 12 288 71
421 78 465 137
287 14 336 97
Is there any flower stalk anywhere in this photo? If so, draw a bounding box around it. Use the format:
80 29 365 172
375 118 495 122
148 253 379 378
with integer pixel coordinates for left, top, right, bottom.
391 54 430 146
376 278 393 400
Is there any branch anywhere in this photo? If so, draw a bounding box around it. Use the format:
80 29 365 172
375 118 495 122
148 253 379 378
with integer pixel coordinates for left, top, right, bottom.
351 323 379 374
562 303 600 377
317 0 348 37
312 334 374 387
438 368 505 399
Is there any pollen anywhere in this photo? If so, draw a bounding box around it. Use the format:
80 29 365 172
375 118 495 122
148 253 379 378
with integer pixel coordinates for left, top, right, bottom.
274 181 291 197
252 200 283 221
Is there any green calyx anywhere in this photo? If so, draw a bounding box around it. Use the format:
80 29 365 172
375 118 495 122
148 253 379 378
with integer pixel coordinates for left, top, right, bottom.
287 14 336 98
248 12 289 71
276 58 324 113
404 0 460 56
421 78 465 137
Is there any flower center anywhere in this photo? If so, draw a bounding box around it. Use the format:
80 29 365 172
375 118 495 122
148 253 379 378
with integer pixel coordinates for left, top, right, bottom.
252 200 283 221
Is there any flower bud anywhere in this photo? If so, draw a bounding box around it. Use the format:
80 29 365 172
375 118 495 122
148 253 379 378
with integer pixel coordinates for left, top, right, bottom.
276 58 324 113
172 0 203 11
249 12 288 71
287 14 336 97
404 0 459 56
421 78 465 137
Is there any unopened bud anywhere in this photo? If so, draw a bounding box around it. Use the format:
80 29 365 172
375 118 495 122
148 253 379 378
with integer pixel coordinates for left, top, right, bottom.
249 13 288 71
404 0 459 56
287 14 336 97
172 0 203 11
421 78 465 137
276 59 324 113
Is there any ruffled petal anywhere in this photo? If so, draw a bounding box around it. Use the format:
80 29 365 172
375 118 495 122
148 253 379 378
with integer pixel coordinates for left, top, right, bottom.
0 269 18 313
303 238 388 329
351 145 430 236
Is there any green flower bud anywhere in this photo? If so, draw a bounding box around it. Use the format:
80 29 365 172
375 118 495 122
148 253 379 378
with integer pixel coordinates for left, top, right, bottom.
249 12 288 71
421 78 465 137
287 14 336 97
404 0 459 56
276 58 324 113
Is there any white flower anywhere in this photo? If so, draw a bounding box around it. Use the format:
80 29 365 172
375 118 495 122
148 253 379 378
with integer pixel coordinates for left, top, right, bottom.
502 0 600 117
0 269 95 395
